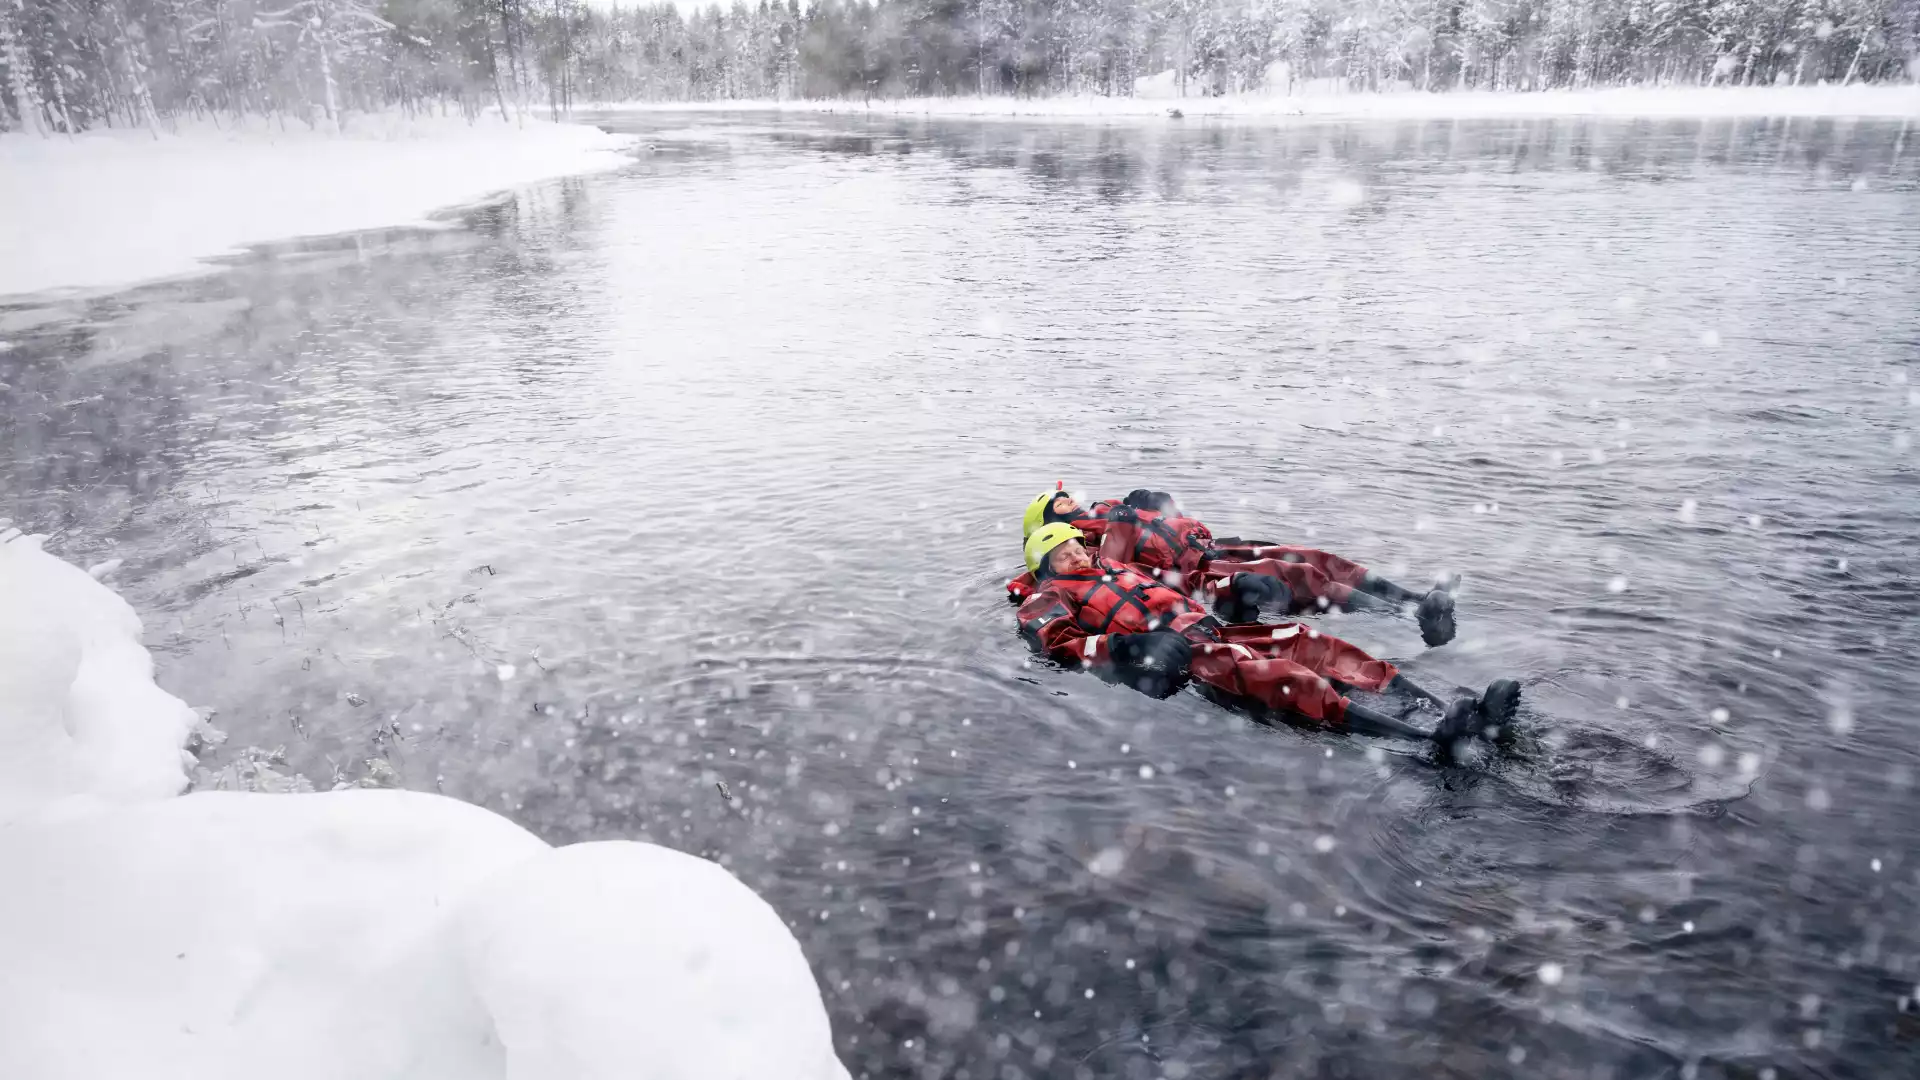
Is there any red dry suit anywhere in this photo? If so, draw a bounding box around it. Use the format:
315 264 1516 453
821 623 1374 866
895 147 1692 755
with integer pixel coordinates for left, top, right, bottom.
1015 560 1399 726
1011 503 1379 616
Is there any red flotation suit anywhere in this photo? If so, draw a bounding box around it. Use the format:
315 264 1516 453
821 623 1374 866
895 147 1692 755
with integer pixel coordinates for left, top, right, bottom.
1184 544 1377 612
1096 507 1214 574
1008 508 1379 616
1016 560 1399 725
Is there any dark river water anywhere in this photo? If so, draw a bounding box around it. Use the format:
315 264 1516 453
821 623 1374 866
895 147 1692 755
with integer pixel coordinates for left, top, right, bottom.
4 112 1918 1078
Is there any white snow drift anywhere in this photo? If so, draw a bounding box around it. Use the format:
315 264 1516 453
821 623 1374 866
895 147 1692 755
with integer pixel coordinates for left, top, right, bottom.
0 530 197 823
0 526 850 1080
0 113 638 299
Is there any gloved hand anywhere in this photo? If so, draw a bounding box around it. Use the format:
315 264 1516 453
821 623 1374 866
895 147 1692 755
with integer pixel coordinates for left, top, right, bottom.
1124 489 1179 515
1104 631 1193 698
1231 572 1292 613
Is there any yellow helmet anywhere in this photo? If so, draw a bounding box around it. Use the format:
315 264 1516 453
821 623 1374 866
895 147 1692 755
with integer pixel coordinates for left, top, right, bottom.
1022 482 1069 538
1024 523 1085 575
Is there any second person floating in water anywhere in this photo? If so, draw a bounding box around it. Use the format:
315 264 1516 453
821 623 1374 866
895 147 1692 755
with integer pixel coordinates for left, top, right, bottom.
1012 484 1459 645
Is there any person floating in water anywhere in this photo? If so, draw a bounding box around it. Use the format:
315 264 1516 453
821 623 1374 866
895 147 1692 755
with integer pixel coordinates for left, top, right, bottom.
1014 485 1458 646
1015 523 1518 751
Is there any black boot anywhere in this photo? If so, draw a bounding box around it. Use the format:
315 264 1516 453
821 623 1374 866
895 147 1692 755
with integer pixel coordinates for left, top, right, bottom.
1478 678 1522 742
1416 590 1456 647
1430 697 1484 753
1430 680 1523 753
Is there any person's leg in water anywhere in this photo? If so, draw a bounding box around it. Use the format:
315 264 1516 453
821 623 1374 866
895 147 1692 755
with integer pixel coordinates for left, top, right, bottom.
1347 678 1522 748
1194 646 1520 750
1355 572 1456 648
1215 543 1408 600
1179 623 1522 752
1385 673 1448 710
1340 700 1435 740
1208 559 1455 646
1209 624 1518 747
1209 563 1355 622
1386 666 1519 741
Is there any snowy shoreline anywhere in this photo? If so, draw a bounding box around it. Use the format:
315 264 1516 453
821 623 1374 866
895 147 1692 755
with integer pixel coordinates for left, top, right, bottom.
0 527 852 1079
586 83 1920 121
5 86 1909 301
0 113 638 300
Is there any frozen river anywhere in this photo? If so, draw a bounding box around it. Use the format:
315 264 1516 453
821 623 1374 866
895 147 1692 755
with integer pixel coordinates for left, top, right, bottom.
4 111 1917 1078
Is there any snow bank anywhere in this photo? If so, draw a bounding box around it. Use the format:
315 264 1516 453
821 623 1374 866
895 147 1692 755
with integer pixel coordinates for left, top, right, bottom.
458 842 848 1080
0 528 849 1080
0 112 637 298
589 83 1920 121
0 525 197 823
0 789 545 1079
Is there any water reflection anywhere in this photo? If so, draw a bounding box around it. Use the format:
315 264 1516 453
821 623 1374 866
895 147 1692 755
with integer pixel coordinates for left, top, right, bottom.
748 113 1910 202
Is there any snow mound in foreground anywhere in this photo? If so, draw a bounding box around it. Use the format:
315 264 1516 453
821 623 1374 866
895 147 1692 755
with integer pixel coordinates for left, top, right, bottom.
0 525 197 823
459 841 849 1080
0 529 849 1080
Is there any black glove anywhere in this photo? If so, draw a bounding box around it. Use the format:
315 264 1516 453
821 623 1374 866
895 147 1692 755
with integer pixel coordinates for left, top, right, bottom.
1124 489 1179 515
1214 572 1292 625
1104 631 1193 698
1231 572 1291 612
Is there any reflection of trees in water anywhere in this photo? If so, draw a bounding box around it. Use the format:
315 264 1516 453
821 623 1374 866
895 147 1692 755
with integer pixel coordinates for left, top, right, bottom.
1 316 199 549
0 182 607 550
764 115 1915 205
466 176 613 382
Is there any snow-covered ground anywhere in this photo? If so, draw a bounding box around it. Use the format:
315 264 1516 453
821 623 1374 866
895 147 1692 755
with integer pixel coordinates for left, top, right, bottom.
0 525 850 1080
0 113 637 299
589 83 1920 121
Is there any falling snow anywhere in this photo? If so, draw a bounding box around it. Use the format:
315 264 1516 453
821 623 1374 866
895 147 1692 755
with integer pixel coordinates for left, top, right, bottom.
4 96 1917 1080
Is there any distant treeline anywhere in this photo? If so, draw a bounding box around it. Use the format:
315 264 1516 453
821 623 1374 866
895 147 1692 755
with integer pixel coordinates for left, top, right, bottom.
3 0 1916 134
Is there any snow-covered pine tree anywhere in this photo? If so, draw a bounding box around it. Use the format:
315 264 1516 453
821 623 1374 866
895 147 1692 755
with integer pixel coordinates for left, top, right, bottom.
1 0 47 134
251 0 394 127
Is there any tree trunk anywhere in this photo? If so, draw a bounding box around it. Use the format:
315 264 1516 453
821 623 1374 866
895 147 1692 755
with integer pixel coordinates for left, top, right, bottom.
1 0 46 136
1841 37 1867 85
975 9 984 95
481 6 511 120
111 3 160 138
317 33 340 128
561 0 573 113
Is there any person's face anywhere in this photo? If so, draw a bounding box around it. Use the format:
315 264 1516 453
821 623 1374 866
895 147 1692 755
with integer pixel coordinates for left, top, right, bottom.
1050 493 1080 517
1048 538 1092 575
